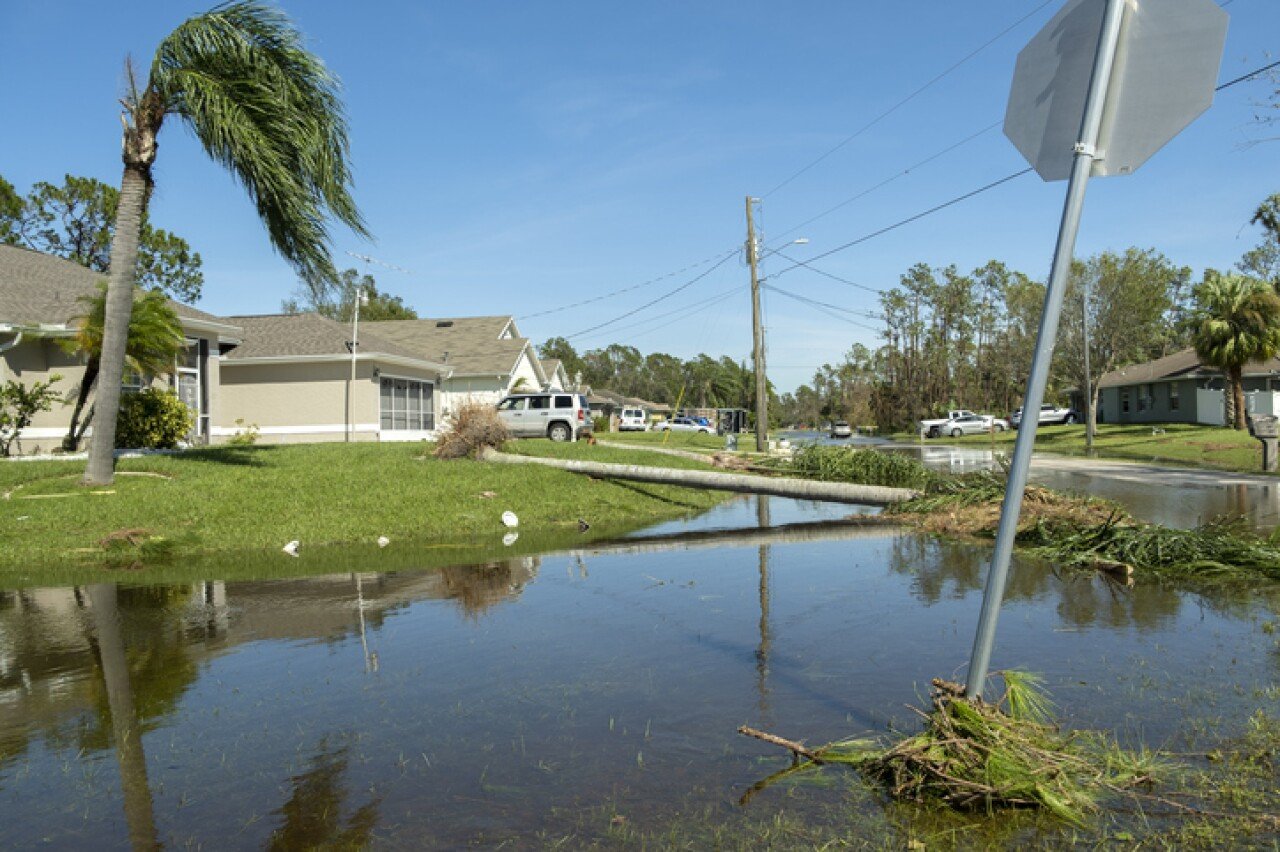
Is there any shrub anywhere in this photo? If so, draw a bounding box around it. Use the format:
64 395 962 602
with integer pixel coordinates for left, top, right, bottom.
0 376 64 456
115 389 192 449
226 418 260 446
593 415 609 433
434 400 510 459
788 444 936 489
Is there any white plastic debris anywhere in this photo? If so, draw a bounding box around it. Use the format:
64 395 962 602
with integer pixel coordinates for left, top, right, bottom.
377 535 390 548
501 511 519 528
282 540 300 557
502 531 519 547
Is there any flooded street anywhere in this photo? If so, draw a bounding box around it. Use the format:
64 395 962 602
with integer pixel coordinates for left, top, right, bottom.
786 431 1280 532
2 497 1277 848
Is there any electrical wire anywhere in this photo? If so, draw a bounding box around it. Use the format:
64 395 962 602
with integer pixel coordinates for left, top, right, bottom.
768 121 1003 245
764 285 883 332
771 168 1033 280
1217 58 1280 91
762 0 1056 198
518 248 737 320
565 251 738 339
770 251 881 294
572 284 741 343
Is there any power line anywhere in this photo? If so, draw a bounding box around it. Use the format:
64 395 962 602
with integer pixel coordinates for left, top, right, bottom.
565 251 737 339
770 251 881 295
764 285 883 332
768 121 1003 245
772 168 1034 280
1217 58 1280 91
572 284 741 343
762 0 1055 198
519 248 737 320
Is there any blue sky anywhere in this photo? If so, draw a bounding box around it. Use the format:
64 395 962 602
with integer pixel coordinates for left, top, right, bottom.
2 0 1278 391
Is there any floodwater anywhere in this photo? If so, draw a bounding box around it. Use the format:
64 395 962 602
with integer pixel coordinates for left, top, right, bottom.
784 430 1280 532
2 496 1277 848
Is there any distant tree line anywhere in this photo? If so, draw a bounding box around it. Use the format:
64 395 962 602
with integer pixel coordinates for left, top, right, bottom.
775 192 1280 432
538 338 771 414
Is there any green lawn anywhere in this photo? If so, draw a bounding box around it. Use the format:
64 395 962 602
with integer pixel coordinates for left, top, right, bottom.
0 440 728 583
594 430 730 452
910 423 1270 474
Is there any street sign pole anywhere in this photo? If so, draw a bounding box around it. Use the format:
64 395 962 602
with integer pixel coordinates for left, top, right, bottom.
964 0 1127 699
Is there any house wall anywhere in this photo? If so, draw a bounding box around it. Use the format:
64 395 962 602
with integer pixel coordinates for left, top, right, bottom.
1098 379 1200 425
215 359 442 444
440 376 506 419
1 330 221 455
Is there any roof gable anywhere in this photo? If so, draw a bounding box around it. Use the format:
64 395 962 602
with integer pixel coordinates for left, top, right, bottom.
364 315 531 376
0 244 236 333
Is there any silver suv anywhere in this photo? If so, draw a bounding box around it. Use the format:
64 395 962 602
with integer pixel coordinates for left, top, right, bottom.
495 392 593 441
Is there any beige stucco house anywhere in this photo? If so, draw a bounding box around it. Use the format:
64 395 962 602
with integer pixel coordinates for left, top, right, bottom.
2 247 569 453
364 316 548 414
0 245 241 454
216 313 453 443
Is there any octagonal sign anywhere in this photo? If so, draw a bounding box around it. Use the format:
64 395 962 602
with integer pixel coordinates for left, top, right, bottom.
1005 0 1228 182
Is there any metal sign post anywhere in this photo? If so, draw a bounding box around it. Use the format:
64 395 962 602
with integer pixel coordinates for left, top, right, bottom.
964 0 1228 699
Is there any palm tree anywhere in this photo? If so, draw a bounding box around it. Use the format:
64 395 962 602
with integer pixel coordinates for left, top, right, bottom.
60 284 186 452
1191 272 1280 430
85 1 367 484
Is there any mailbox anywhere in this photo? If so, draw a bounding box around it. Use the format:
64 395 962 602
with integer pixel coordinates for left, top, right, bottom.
1248 414 1279 439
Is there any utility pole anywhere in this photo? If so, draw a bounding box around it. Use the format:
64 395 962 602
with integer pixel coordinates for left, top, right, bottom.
746 196 768 453
1082 278 1095 451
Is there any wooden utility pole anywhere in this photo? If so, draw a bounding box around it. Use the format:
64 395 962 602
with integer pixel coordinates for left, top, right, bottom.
746 196 768 452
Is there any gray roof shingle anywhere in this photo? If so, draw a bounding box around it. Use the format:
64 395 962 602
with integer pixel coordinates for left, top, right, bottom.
364 316 533 376
1098 347 1280 388
0 244 236 330
223 312 437 364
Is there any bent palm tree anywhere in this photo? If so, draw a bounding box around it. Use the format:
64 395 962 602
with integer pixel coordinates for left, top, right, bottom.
86 1 367 484
1191 272 1280 430
61 284 186 451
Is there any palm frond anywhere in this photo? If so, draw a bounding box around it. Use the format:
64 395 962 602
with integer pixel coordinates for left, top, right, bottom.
148 1 368 284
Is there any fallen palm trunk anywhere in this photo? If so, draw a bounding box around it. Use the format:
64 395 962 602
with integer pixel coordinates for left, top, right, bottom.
480 449 919 506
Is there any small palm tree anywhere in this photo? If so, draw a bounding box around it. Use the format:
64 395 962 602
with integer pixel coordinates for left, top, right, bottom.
60 284 186 452
85 1 367 484
1192 272 1280 430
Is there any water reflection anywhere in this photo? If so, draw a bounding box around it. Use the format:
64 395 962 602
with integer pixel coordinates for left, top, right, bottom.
268 736 380 851
0 502 1275 847
88 584 159 852
891 537 1185 631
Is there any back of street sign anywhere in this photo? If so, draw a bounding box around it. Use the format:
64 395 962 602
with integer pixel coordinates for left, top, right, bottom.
1005 0 1228 182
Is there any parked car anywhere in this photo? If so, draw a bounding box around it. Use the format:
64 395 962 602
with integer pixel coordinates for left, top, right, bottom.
655 416 712 434
926 412 1009 438
829 421 853 439
618 407 649 432
1010 404 1078 428
919 409 979 435
495 392 592 441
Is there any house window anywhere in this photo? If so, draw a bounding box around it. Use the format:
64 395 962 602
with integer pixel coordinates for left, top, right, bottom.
1120 389 1129 413
1138 383 1153 412
380 377 434 431
122 368 146 394
1169 383 1180 411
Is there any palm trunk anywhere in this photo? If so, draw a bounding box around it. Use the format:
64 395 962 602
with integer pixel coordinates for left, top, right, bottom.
63 356 99 452
1230 365 1247 430
87 584 159 851
84 166 149 484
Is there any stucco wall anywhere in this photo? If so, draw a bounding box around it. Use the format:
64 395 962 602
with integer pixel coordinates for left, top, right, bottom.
216 358 441 444
2 331 220 454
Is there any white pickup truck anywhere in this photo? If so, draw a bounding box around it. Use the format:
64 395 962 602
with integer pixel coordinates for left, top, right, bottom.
919 410 1009 438
919 410 978 435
